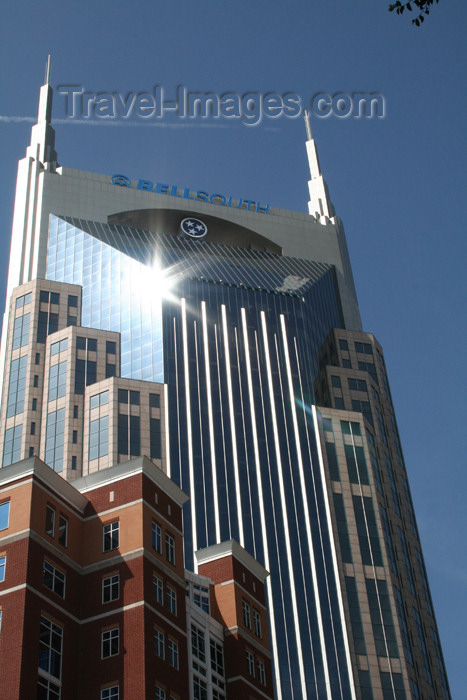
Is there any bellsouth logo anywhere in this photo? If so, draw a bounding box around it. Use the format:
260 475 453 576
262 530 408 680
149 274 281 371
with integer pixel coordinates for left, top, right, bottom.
180 218 207 238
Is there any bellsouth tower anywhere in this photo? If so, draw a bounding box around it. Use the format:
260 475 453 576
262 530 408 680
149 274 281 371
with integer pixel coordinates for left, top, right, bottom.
0 62 451 700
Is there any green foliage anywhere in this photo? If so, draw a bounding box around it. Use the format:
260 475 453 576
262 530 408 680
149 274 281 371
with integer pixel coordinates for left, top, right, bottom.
388 0 440 26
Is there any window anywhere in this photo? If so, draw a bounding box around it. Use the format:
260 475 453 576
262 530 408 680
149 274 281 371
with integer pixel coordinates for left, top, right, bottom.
191 625 205 662
168 639 179 668
338 338 349 351
71 456 77 470
15 292 32 308
89 415 109 461
46 506 55 536
331 375 341 388
48 360 67 401
31 422 36 435
45 409 65 472
101 686 119 700
0 555 6 582
166 586 177 615
0 502 10 530
153 575 163 604
366 578 399 658
150 418 161 459
152 522 162 553
90 390 109 409
43 561 65 597
6 355 28 417
34 375 39 387
154 628 165 658
32 398 37 411
413 607 432 685
102 628 119 658
210 639 224 675
165 533 175 565
355 341 373 355
58 516 68 547
37 677 61 699
72 430 78 444
2 425 22 466
38 616 63 680
103 521 119 552
257 658 266 685
12 313 30 349
106 340 116 354
253 609 262 637
102 574 119 603
193 584 209 613
193 676 207 700
348 377 367 392
155 687 166 700
68 294 78 308
149 393 160 408
73 405 78 419
246 650 255 676
242 600 251 628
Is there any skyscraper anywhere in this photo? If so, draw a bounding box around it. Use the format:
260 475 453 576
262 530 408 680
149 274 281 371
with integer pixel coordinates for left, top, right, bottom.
0 65 450 699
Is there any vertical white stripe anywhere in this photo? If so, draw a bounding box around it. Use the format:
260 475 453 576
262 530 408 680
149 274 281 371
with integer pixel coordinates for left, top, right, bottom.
164 383 170 479
181 298 197 564
260 311 308 699
241 309 282 700
201 301 221 543
311 405 357 700
280 316 333 699
221 304 244 547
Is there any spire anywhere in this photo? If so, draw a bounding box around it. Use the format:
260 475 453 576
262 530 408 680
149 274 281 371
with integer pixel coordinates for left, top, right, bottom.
28 55 57 169
305 112 335 223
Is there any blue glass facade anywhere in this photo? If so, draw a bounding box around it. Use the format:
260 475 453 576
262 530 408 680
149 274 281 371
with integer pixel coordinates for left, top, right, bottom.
45 214 355 698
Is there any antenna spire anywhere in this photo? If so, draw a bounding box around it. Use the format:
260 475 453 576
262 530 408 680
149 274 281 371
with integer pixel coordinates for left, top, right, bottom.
45 55 51 85
304 109 312 141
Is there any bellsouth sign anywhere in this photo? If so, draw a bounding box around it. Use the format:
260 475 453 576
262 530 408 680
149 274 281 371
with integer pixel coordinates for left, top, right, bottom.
111 174 270 215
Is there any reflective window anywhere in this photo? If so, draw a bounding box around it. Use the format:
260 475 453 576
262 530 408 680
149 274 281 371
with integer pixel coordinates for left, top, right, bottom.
333 493 353 564
48 361 67 402
45 409 65 471
12 313 30 349
413 607 432 685
89 416 109 461
150 418 161 459
101 686 119 700
0 555 6 582
7 355 28 417
3 425 22 466
15 292 32 308
393 585 413 666
366 578 399 658
345 577 366 655
0 502 10 530
353 496 383 566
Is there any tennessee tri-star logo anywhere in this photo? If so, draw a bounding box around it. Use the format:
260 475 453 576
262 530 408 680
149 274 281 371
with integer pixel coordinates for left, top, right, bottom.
180 217 208 238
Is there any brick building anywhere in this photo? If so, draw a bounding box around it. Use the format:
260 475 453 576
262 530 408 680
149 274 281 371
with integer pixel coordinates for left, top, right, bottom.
0 455 273 699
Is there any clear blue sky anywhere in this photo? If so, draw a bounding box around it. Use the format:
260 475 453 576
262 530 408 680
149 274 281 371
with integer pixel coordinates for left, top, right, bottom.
1 1 466 695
